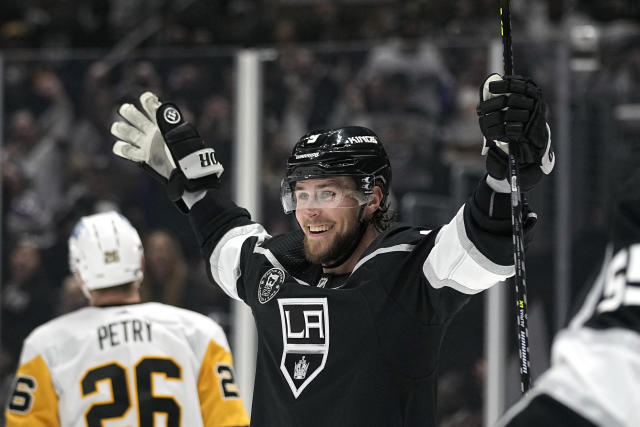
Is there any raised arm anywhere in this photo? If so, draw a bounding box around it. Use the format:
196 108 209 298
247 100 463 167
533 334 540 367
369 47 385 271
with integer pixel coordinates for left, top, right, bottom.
423 75 555 296
110 94 267 302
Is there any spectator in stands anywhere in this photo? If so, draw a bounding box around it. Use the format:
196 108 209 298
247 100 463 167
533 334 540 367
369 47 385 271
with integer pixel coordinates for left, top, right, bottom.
142 230 229 317
1 238 55 370
55 275 89 316
68 61 117 170
1 159 51 247
31 69 73 143
2 69 72 247
141 230 189 307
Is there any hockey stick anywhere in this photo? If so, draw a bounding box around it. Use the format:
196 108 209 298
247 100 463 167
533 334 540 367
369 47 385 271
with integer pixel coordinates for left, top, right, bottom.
500 0 532 394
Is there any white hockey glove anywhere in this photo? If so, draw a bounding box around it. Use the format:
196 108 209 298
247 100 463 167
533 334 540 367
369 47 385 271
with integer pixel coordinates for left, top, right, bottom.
111 92 224 211
112 92 176 180
476 74 555 192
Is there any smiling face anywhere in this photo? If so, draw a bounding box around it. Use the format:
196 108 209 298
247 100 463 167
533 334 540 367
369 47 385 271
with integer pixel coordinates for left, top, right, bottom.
294 176 371 266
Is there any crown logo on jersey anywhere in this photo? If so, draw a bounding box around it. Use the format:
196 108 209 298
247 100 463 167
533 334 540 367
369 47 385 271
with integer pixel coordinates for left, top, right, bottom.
294 356 310 380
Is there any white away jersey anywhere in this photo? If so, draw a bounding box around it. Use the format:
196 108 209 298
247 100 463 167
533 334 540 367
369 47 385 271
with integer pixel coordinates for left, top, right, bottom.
5 302 249 427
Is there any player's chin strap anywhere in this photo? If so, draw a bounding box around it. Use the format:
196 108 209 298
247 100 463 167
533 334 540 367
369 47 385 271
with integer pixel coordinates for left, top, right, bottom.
321 205 369 269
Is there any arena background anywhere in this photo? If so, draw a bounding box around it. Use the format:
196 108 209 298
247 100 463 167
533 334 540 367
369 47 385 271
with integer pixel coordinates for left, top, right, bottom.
1 0 639 425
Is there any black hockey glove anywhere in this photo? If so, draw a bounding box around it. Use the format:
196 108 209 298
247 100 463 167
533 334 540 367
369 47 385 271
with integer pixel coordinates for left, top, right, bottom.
155 102 223 202
476 74 555 192
111 92 223 212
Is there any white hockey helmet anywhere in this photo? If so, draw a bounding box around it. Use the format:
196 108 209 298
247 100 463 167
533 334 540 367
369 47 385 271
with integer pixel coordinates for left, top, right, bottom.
68 211 144 292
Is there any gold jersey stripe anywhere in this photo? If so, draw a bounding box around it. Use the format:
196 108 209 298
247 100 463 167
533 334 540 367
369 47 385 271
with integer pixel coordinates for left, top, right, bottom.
5 355 60 427
198 339 250 427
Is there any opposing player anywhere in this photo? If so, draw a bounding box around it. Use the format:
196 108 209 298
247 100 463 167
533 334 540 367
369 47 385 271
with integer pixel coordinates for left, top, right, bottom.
5 211 250 427
110 75 554 426
496 173 640 427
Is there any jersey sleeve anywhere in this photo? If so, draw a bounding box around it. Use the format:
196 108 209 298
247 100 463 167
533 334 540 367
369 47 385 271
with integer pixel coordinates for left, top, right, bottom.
195 322 250 427
464 178 537 265
420 177 525 296
464 176 536 266
188 189 270 302
5 341 59 427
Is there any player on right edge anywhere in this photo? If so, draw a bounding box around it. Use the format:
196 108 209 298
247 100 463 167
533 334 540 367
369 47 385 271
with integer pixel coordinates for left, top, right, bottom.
496 173 640 427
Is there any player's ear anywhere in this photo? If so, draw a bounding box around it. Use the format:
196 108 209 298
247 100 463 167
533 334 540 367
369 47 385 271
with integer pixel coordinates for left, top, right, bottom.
364 186 383 216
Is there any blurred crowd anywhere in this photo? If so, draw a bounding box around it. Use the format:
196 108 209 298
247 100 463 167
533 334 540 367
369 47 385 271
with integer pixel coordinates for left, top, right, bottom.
1 0 640 426
1 0 638 50
0 0 524 49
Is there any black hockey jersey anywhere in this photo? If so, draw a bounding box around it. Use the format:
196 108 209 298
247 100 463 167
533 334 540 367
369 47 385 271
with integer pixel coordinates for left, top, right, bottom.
188 180 519 427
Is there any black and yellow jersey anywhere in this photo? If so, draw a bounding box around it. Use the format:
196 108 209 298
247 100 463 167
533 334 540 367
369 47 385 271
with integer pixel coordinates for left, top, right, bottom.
188 179 522 427
5 302 250 427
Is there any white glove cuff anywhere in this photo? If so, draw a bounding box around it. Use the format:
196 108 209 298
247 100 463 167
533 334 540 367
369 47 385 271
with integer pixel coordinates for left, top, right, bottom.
178 148 224 179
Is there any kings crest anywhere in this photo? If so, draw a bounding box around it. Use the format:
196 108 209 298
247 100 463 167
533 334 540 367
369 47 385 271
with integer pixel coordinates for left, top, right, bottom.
258 268 285 304
278 298 330 398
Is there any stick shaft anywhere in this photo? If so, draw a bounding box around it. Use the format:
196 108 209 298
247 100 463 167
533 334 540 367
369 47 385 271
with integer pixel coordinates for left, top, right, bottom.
500 0 514 75
499 0 532 394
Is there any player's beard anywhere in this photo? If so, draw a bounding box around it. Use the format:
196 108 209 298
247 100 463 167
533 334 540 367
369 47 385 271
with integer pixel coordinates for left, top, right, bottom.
303 219 364 266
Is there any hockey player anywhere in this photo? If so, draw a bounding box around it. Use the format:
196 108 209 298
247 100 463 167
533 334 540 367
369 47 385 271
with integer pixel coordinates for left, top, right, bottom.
109 74 554 426
5 211 250 427
496 173 640 427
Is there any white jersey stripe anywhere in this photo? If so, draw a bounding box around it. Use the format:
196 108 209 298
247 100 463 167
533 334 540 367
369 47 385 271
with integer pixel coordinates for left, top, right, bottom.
210 223 270 300
352 244 416 273
453 206 514 276
254 247 311 286
424 206 513 294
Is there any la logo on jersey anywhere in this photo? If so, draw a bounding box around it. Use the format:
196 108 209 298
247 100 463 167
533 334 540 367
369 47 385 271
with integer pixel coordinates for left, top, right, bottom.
278 298 329 398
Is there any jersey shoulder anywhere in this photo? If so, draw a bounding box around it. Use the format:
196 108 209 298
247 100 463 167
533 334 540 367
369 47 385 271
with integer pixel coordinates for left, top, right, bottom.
21 307 96 359
261 229 321 281
262 229 307 266
138 302 231 352
350 224 438 280
22 304 230 364
367 223 438 253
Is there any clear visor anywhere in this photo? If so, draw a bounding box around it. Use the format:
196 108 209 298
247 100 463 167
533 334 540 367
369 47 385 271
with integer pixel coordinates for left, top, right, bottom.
280 178 372 214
